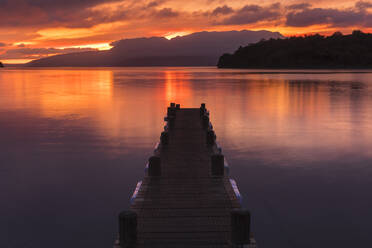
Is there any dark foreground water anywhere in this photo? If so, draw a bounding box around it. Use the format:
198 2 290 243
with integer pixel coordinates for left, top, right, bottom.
1 67 372 248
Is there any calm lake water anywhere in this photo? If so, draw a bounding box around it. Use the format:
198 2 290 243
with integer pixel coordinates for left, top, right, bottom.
1 67 372 248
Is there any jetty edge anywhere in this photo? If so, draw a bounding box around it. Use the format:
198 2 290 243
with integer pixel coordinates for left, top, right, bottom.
114 103 257 248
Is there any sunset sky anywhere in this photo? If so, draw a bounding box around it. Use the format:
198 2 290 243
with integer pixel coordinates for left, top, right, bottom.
1 0 372 63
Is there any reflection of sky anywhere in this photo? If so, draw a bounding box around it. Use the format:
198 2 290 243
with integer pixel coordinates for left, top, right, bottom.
1 68 372 248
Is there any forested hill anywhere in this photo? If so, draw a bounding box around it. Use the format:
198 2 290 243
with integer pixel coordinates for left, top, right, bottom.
218 31 372 69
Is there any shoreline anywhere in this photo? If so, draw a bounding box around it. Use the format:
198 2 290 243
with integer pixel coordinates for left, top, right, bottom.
2 65 372 74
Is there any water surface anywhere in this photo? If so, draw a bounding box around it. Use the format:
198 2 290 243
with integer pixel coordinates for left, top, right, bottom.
1 67 372 248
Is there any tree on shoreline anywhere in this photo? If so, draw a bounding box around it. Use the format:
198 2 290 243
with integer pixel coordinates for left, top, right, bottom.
218 30 372 68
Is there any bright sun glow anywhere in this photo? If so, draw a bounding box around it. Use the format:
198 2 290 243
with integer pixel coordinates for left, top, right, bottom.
1 59 34 64
13 42 36 46
60 43 112 51
164 32 190 40
36 28 96 40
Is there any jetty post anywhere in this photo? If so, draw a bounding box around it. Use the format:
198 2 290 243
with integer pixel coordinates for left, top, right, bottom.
118 211 137 247
148 156 161 177
231 209 251 247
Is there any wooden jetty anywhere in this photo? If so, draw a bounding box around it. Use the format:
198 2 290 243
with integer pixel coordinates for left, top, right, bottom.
115 103 256 248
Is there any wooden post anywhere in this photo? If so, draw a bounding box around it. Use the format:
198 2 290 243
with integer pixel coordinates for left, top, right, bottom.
148 156 161 177
119 211 137 247
167 105 176 128
176 104 180 109
211 154 224 177
168 116 175 128
231 209 251 246
161 131 168 145
206 130 215 145
200 103 206 116
170 102 176 108
202 115 210 129
167 107 175 116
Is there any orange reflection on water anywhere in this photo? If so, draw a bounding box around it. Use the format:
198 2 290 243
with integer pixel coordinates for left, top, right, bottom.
242 79 332 122
164 70 192 105
0 69 113 119
1 67 371 159
197 74 371 159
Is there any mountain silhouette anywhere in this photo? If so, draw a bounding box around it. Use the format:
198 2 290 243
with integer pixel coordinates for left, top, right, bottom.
26 30 283 67
218 30 372 69
0 61 3 67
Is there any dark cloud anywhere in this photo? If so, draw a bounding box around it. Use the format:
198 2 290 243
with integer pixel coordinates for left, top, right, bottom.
208 1 372 28
0 47 98 59
147 1 159 8
286 1 372 27
0 0 180 28
211 5 234 16
355 1 372 10
0 0 119 10
0 42 6 47
219 3 281 25
147 1 161 8
287 3 311 10
0 0 126 28
154 8 179 18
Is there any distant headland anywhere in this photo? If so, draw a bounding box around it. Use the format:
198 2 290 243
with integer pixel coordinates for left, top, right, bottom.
26 30 283 67
218 31 372 69
0 62 3 68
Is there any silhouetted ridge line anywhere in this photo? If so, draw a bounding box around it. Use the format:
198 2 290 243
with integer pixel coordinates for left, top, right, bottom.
218 30 372 69
0 62 4 68
26 30 283 67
